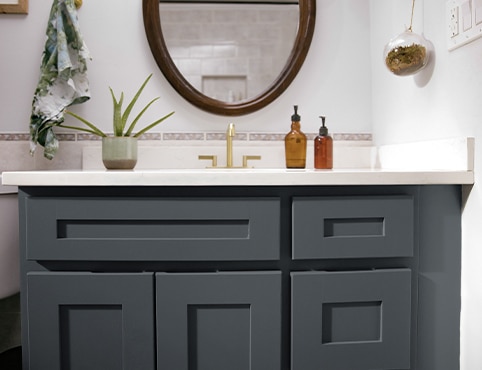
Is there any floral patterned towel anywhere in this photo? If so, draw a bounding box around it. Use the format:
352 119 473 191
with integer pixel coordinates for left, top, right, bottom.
30 0 90 160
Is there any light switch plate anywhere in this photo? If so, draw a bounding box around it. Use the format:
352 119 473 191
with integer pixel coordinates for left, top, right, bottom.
447 0 482 50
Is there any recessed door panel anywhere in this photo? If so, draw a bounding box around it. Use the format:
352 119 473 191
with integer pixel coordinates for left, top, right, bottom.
291 269 412 370
156 272 281 370
26 272 155 370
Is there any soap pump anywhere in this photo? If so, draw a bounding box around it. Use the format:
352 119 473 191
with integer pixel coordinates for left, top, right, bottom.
314 116 333 169
284 105 307 168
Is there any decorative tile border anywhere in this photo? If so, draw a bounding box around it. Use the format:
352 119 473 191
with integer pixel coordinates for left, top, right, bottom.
206 132 249 141
0 132 372 142
249 133 286 141
0 134 31 141
163 132 204 141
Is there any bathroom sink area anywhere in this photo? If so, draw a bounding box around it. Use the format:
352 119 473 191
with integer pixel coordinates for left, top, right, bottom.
0 138 474 370
2 137 475 187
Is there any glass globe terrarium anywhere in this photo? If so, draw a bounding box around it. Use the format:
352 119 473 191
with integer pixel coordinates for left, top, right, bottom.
384 29 431 76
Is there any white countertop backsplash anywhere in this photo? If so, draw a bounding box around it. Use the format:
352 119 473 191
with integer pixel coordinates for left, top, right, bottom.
82 139 375 170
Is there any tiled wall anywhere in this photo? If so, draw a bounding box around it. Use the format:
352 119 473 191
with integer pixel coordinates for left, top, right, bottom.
159 3 298 102
0 131 372 172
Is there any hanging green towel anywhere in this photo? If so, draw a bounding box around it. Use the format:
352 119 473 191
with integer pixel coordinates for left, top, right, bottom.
30 0 90 160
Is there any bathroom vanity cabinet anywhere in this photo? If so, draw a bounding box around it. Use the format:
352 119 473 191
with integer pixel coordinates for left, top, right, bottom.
17 184 462 370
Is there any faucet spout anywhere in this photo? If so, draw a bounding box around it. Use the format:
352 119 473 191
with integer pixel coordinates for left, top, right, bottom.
226 123 235 168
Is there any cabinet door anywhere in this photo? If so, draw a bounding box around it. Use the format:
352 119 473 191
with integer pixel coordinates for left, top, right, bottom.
156 272 281 370
292 269 411 370
26 272 155 370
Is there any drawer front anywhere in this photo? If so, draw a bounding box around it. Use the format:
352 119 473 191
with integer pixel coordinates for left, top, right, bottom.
292 195 414 259
291 269 412 370
25 197 280 261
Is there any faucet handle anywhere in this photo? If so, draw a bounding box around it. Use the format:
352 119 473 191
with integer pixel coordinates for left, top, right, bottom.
198 155 218 168
242 155 261 168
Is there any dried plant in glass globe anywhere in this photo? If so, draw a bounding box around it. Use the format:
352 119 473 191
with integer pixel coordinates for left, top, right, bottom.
384 0 431 76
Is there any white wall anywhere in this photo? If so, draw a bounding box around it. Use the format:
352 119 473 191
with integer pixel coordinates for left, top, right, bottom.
371 0 482 368
0 0 371 135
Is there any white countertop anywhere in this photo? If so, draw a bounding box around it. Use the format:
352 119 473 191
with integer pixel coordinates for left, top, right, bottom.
1 138 475 186
1 168 474 186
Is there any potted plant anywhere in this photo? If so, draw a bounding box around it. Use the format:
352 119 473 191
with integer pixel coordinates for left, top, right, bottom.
62 74 174 169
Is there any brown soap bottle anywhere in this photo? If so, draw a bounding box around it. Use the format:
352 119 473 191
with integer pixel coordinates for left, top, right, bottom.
314 116 333 169
284 105 307 168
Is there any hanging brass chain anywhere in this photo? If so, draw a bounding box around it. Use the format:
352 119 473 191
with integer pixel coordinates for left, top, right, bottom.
408 0 416 31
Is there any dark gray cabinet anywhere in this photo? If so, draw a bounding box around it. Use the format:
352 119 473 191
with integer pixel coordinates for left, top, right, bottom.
18 185 462 370
291 269 411 370
156 272 281 370
26 272 155 370
292 195 414 259
24 197 280 261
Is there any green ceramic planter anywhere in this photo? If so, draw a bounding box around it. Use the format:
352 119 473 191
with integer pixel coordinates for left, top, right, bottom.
102 137 138 170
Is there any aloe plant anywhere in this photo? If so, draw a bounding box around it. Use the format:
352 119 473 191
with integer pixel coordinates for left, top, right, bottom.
62 74 174 137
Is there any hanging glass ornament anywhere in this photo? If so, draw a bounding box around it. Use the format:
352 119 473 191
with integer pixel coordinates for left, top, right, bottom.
384 0 431 76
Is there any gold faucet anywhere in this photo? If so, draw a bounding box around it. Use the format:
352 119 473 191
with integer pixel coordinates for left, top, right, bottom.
198 123 261 168
226 123 235 168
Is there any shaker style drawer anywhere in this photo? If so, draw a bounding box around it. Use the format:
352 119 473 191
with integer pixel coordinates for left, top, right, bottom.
292 195 414 259
291 269 412 370
24 197 280 261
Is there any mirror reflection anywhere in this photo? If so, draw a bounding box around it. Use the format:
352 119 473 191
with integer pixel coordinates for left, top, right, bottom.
159 1 299 103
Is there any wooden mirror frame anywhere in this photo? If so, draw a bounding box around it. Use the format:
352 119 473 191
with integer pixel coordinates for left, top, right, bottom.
143 0 316 116
0 0 28 14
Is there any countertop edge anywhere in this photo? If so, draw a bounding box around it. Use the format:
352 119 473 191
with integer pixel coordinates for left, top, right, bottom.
1 170 475 187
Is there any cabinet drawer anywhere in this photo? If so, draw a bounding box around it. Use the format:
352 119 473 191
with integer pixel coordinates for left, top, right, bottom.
291 269 411 370
25 197 280 261
292 195 414 259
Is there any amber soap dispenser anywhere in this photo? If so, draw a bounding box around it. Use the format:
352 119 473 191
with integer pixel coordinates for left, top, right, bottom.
284 105 307 168
314 116 333 169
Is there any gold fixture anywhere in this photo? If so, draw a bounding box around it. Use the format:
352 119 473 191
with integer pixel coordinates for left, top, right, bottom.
243 155 261 168
226 123 235 168
198 155 218 168
198 123 262 168
74 0 83 9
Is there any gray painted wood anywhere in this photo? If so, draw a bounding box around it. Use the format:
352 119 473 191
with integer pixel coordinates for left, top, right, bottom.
17 185 463 370
416 185 462 370
292 195 414 259
24 197 280 261
26 272 155 370
291 269 412 370
156 272 281 370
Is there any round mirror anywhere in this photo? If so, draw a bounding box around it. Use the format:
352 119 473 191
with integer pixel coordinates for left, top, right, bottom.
143 0 316 116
